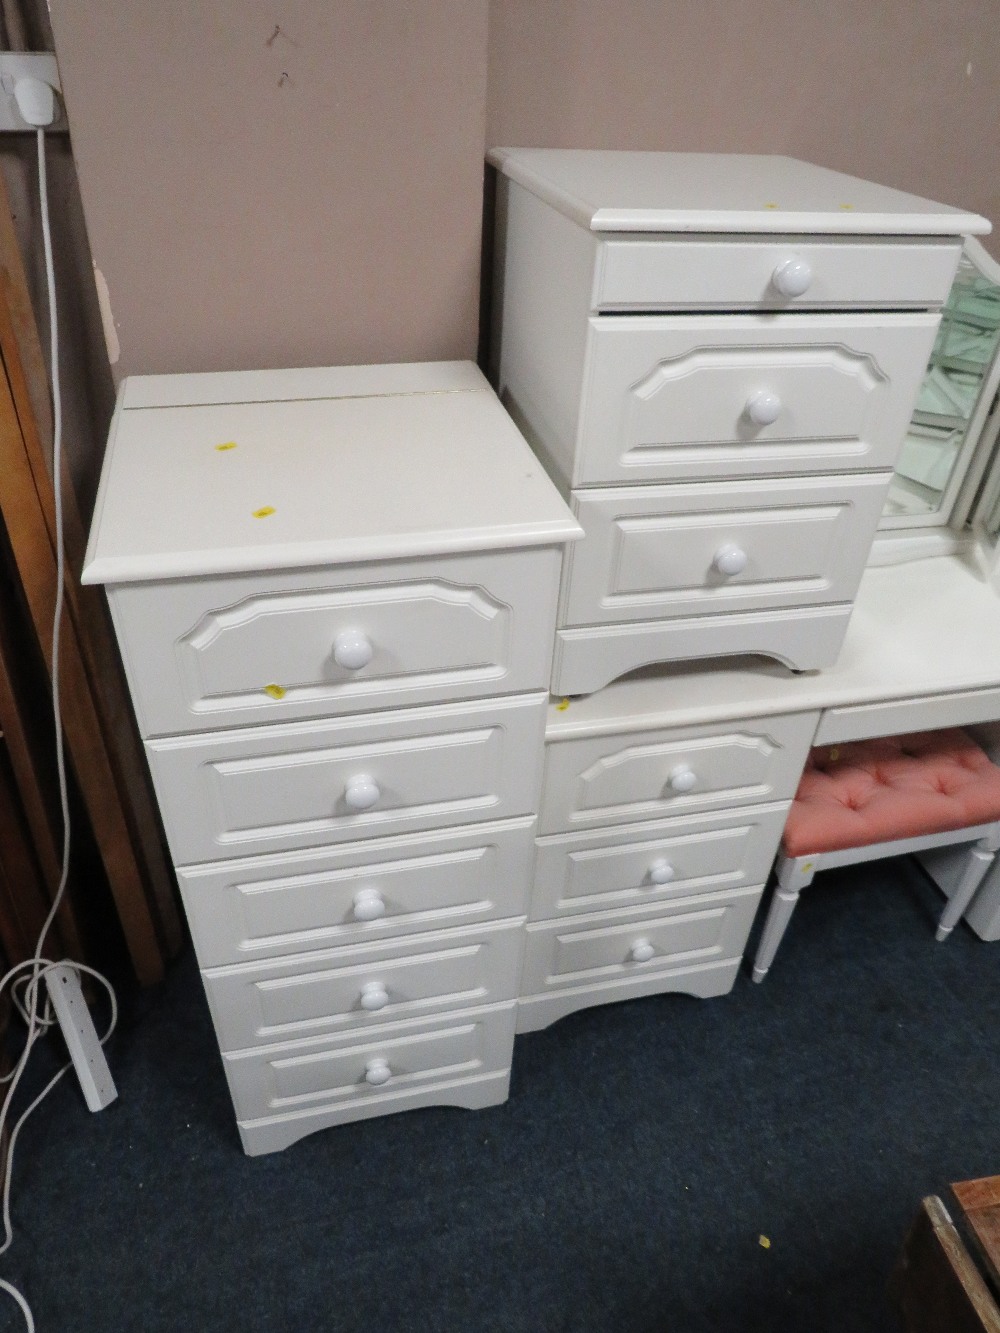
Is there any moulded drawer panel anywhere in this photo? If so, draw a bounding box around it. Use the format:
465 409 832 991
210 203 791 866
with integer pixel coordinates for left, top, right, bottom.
540 710 817 834
575 313 939 485
109 547 563 737
178 817 536 968
202 918 524 1050
223 1002 517 1124
520 886 763 995
532 803 788 920
562 473 890 627
592 236 961 313
147 693 546 864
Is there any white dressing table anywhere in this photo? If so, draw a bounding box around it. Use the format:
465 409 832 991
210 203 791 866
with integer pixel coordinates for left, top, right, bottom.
84 151 1000 1151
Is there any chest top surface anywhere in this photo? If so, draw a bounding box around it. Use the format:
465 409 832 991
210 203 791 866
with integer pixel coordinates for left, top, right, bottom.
82 360 582 586
487 149 991 237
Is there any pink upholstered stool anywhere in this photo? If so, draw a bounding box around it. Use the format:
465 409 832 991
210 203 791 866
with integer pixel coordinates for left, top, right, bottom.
752 728 1000 983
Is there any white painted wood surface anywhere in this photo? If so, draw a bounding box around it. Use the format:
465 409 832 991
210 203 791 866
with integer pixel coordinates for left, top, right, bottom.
202 917 525 1050
147 693 548 865
574 314 939 485
545 556 1000 741
109 547 562 736
561 473 890 626
551 602 853 695
540 710 818 835
488 150 990 235
593 237 962 311
83 362 581 584
532 803 788 921
519 885 762 999
228 1002 517 1154
176 817 537 969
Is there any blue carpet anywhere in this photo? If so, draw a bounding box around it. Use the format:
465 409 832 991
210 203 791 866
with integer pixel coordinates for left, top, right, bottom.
3 856 998 1332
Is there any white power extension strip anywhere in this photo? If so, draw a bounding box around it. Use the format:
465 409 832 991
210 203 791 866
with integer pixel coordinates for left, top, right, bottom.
44 966 117 1111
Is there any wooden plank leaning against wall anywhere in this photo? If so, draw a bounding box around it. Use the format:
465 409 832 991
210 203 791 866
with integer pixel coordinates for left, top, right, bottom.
0 167 181 984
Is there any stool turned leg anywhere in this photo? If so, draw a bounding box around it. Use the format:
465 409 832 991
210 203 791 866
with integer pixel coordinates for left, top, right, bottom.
752 854 818 983
935 828 1000 941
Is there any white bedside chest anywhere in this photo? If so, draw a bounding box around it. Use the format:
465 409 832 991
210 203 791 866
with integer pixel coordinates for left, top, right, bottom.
488 149 989 694
83 360 581 1154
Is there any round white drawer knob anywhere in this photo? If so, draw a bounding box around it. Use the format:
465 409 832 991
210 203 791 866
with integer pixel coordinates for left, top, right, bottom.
333 628 374 671
649 858 675 885
344 774 380 811
360 981 389 1012
668 765 697 793
746 389 782 426
629 938 656 963
364 1057 392 1086
772 256 813 298
713 543 748 577
353 888 387 921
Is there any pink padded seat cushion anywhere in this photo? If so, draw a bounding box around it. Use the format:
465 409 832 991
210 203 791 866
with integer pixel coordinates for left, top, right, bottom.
782 728 1000 858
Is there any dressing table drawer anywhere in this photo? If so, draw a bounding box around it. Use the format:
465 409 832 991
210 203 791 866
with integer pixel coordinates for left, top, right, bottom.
202 917 524 1050
109 547 562 737
227 1001 518 1153
532 803 788 920
540 709 818 835
561 473 890 627
178 817 536 968
147 692 547 864
516 885 762 1032
574 314 939 486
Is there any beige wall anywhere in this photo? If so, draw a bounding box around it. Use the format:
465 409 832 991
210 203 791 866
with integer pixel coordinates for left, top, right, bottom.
46 0 1000 385
487 0 1000 238
47 1 489 380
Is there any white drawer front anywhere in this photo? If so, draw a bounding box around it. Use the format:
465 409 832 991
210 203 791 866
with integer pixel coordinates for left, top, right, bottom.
532 803 788 920
148 693 546 864
203 918 524 1050
520 886 763 996
224 1002 516 1125
540 710 817 834
551 602 851 694
575 313 939 485
593 237 961 312
110 548 562 737
562 473 889 627
178 817 536 968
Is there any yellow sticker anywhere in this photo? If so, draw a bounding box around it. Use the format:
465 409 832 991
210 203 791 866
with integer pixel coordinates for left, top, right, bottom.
556 698 571 711
215 441 237 451
764 202 779 209
829 747 840 762
802 861 814 874
839 203 854 210
759 1235 771 1249
253 506 276 519
263 684 286 700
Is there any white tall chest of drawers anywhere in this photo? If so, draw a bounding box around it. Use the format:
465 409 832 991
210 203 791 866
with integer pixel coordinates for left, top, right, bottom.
487 149 987 695
83 361 581 1155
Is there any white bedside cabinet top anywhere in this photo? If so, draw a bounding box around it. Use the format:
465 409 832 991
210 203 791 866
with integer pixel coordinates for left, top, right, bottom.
487 149 990 236
82 361 582 585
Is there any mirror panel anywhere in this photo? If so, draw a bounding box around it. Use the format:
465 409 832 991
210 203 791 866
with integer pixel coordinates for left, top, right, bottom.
883 245 1000 524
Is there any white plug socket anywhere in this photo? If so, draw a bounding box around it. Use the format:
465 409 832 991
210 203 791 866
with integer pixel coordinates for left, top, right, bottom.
14 76 56 127
0 54 63 131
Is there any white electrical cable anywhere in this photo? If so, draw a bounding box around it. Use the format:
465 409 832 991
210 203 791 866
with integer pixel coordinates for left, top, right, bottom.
0 124 118 1333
